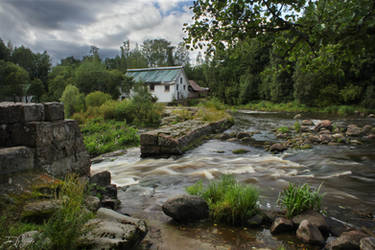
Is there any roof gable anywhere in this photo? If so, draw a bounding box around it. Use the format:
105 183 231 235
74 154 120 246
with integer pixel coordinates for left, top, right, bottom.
127 66 183 83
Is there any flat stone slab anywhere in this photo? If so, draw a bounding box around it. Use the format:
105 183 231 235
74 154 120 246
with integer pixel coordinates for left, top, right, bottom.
0 102 44 124
140 118 233 157
0 146 34 184
43 102 64 121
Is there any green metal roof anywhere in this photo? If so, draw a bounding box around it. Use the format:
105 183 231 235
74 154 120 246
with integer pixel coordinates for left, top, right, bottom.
127 67 182 83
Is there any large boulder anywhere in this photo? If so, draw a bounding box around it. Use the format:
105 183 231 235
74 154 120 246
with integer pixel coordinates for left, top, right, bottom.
90 171 111 187
292 210 330 237
325 230 367 250
296 219 325 246
21 200 62 222
269 143 288 153
43 102 64 121
80 208 147 250
270 217 294 234
360 237 375 250
162 194 209 223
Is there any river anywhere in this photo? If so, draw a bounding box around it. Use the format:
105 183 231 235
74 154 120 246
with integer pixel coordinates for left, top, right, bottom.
91 111 375 249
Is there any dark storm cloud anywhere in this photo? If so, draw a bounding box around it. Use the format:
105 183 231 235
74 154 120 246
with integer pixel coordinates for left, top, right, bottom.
2 0 96 30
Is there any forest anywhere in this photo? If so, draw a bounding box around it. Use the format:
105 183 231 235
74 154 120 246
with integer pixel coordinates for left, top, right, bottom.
0 0 374 110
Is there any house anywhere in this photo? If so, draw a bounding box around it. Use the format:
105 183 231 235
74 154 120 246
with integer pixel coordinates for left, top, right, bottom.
122 66 190 103
188 80 209 98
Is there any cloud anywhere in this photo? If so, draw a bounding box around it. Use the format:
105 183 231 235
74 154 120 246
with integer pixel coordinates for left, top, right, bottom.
0 0 195 64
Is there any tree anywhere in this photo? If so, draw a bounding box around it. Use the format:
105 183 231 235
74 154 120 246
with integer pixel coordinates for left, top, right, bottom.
174 42 190 66
0 60 29 101
47 65 75 101
85 91 112 107
28 78 45 102
142 39 173 67
60 84 84 117
0 39 11 61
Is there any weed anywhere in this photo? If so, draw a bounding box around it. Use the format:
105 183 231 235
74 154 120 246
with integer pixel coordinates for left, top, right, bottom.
294 121 301 133
186 175 259 225
277 126 289 133
277 183 324 218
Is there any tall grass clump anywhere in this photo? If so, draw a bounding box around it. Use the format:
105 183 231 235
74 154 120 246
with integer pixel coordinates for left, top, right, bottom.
186 175 259 225
32 175 94 250
277 183 324 218
80 118 139 157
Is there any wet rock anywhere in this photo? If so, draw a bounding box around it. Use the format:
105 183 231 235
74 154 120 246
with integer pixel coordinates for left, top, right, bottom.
294 114 302 119
360 237 375 250
302 120 314 126
270 217 294 234
292 210 329 237
300 126 311 133
319 129 331 135
101 198 120 210
325 217 350 237
325 230 367 250
361 125 372 135
22 200 62 222
319 134 332 144
296 219 325 246
247 213 264 227
237 131 252 139
239 137 254 144
350 139 362 145
364 134 375 140
90 171 111 187
270 143 288 153
215 133 231 140
332 133 346 143
232 149 250 154
162 194 209 223
226 138 237 142
80 208 147 250
368 114 375 118
346 124 362 137
85 196 100 212
315 120 332 132
309 135 321 144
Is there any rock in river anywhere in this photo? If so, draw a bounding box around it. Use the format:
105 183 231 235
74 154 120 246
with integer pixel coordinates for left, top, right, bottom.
162 194 209 223
296 219 325 246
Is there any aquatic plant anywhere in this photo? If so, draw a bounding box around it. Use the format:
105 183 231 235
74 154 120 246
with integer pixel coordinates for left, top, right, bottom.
277 183 324 218
186 175 259 225
294 121 301 133
277 126 289 133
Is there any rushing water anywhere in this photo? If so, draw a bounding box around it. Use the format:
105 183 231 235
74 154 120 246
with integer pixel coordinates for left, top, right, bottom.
92 111 375 249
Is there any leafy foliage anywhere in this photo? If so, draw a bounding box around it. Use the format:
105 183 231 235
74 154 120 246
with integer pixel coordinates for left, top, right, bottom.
186 175 259 225
277 183 324 218
60 84 84 117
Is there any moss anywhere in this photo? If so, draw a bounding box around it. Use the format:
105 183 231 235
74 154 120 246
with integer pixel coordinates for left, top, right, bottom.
232 149 250 154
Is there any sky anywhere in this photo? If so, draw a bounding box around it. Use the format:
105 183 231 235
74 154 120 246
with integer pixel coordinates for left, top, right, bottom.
0 0 196 64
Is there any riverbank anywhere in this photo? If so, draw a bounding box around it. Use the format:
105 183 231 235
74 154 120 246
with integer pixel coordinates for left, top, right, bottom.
92 110 375 249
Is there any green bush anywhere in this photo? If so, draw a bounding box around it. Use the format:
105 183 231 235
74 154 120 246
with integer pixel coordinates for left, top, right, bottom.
277 183 324 218
60 84 85 118
81 118 139 157
186 175 259 225
85 91 112 108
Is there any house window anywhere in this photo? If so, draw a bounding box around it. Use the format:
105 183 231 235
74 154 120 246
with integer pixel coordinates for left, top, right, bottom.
176 84 179 90
180 78 183 84
183 85 186 90
150 84 155 91
165 85 170 92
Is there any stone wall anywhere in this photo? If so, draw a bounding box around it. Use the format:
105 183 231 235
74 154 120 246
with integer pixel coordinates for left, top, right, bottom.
0 102 90 184
140 118 233 157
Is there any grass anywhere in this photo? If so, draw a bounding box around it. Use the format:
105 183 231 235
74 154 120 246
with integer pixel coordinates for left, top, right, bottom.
239 100 375 116
80 118 139 157
186 175 259 226
277 183 324 218
0 175 94 250
277 126 289 133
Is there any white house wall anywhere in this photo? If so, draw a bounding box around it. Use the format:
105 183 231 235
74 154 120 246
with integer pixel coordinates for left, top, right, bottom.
151 84 174 103
173 71 189 100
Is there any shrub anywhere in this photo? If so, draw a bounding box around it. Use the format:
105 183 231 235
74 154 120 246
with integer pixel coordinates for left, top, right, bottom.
85 91 112 108
277 183 324 218
199 97 226 110
32 175 94 250
60 84 85 118
186 175 259 225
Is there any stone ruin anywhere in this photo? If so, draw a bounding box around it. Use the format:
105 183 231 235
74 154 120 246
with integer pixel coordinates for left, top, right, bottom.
0 102 90 184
